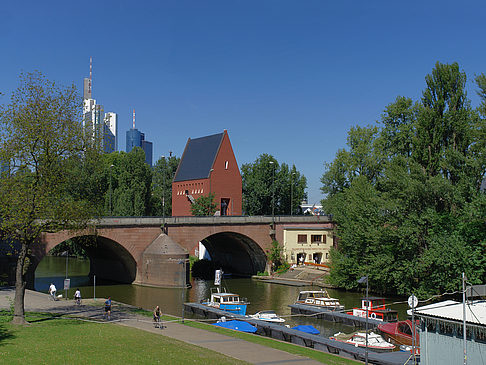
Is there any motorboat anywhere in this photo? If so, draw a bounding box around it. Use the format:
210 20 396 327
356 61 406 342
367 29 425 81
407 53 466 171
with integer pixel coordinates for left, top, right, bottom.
330 331 396 352
378 319 420 354
347 297 398 322
248 310 285 323
201 287 249 315
294 290 344 310
201 269 249 315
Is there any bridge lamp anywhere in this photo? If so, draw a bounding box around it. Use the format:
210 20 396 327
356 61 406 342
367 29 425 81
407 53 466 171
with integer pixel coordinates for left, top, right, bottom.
358 276 369 365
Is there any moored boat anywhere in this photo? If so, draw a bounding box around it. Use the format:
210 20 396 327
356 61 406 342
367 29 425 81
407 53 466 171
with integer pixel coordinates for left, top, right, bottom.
201 287 249 315
330 331 396 352
347 297 398 322
378 319 420 354
201 269 249 315
248 310 285 323
294 290 344 310
213 319 257 333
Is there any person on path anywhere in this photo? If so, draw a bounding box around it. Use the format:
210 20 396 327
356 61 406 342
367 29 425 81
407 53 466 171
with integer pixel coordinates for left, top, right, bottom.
48 283 57 301
104 297 112 320
74 288 81 305
153 305 161 328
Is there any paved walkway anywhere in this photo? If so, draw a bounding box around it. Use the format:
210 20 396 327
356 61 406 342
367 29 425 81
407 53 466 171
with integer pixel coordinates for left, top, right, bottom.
0 288 326 365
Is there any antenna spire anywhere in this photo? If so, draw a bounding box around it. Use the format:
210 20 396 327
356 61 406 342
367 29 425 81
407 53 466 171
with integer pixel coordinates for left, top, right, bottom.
88 57 92 96
132 109 136 129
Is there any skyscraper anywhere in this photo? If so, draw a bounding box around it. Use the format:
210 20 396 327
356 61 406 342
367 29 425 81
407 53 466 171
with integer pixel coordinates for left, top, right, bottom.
126 109 153 166
104 112 118 151
82 57 118 153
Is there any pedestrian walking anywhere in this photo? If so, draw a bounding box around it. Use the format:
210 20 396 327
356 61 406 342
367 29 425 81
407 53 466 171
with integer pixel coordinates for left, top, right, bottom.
104 297 112 320
48 283 57 301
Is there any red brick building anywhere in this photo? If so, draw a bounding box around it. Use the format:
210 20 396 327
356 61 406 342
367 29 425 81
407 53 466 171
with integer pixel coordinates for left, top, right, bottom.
172 130 242 216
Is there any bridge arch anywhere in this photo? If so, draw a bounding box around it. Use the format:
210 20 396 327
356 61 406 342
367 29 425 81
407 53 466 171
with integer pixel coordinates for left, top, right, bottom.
32 226 164 289
199 231 267 275
33 233 138 285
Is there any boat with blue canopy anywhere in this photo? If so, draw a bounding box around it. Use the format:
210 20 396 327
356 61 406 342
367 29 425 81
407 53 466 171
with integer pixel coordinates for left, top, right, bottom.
291 325 320 334
213 320 257 333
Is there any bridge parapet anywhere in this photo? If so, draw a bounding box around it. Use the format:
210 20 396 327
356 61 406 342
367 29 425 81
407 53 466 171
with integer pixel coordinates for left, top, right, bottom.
95 215 333 227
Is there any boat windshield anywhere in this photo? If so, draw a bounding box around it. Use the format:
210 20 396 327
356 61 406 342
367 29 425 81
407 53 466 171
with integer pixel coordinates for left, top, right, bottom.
399 322 412 335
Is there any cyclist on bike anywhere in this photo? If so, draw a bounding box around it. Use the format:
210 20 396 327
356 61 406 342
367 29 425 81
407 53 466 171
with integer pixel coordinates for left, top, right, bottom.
153 305 161 327
74 288 81 305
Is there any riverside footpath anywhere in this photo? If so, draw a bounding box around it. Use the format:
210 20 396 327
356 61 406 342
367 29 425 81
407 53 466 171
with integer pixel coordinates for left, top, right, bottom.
0 288 327 365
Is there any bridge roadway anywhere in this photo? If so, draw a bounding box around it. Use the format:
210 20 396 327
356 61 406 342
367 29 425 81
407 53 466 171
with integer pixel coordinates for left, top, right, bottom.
30 215 333 289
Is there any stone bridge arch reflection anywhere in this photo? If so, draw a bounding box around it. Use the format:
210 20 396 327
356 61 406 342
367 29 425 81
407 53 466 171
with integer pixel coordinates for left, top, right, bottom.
199 232 267 276
41 235 137 285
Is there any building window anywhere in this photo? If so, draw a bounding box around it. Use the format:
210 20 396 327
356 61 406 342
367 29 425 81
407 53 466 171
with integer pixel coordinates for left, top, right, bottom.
311 235 322 244
297 234 307 243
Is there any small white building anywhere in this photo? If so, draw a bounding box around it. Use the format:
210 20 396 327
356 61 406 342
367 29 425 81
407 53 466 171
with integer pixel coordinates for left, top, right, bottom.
409 300 486 365
282 227 334 265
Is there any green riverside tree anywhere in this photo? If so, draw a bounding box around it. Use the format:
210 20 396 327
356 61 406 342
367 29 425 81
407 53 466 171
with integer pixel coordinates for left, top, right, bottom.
241 154 307 215
105 148 152 216
321 62 486 297
0 72 100 324
151 155 180 216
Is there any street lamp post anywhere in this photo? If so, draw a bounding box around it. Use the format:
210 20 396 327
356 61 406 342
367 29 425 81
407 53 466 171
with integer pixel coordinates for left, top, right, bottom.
358 276 369 365
290 172 295 216
269 161 275 223
109 164 114 216
209 168 214 216
209 168 214 195
179 259 186 323
162 156 166 233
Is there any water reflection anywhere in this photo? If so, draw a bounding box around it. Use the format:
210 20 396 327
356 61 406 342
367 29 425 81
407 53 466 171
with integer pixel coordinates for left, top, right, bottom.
35 256 409 338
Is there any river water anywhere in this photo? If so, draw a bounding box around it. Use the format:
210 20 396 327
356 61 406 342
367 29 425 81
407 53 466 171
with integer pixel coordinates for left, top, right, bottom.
35 256 409 338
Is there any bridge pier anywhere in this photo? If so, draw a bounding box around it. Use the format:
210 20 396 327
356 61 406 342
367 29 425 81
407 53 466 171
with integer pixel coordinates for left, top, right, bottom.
134 233 190 288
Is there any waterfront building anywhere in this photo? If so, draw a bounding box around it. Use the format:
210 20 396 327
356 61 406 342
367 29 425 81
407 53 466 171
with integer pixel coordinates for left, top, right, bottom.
410 299 486 365
125 109 153 166
282 227 335 265
172 130 242 216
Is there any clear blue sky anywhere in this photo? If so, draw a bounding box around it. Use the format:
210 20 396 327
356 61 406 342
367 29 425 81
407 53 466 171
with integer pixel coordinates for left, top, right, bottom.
2 1 485 204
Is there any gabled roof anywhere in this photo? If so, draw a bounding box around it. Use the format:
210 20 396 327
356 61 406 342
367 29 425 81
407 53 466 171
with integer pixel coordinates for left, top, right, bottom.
173 132 224 182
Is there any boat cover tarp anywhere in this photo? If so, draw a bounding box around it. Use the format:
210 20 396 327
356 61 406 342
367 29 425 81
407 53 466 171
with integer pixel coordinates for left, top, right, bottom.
291 325 320 334
213 320 257 333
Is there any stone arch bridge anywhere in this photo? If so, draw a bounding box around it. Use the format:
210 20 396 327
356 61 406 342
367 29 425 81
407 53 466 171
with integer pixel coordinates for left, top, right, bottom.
30 216 333 288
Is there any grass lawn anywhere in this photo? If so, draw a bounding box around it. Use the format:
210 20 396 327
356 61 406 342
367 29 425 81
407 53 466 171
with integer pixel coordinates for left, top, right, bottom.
0 312 247 365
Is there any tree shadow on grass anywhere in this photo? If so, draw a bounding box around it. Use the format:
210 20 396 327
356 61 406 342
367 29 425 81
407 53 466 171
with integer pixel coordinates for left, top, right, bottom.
0 312 15 345
0 324 15 344
26 312 66 324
